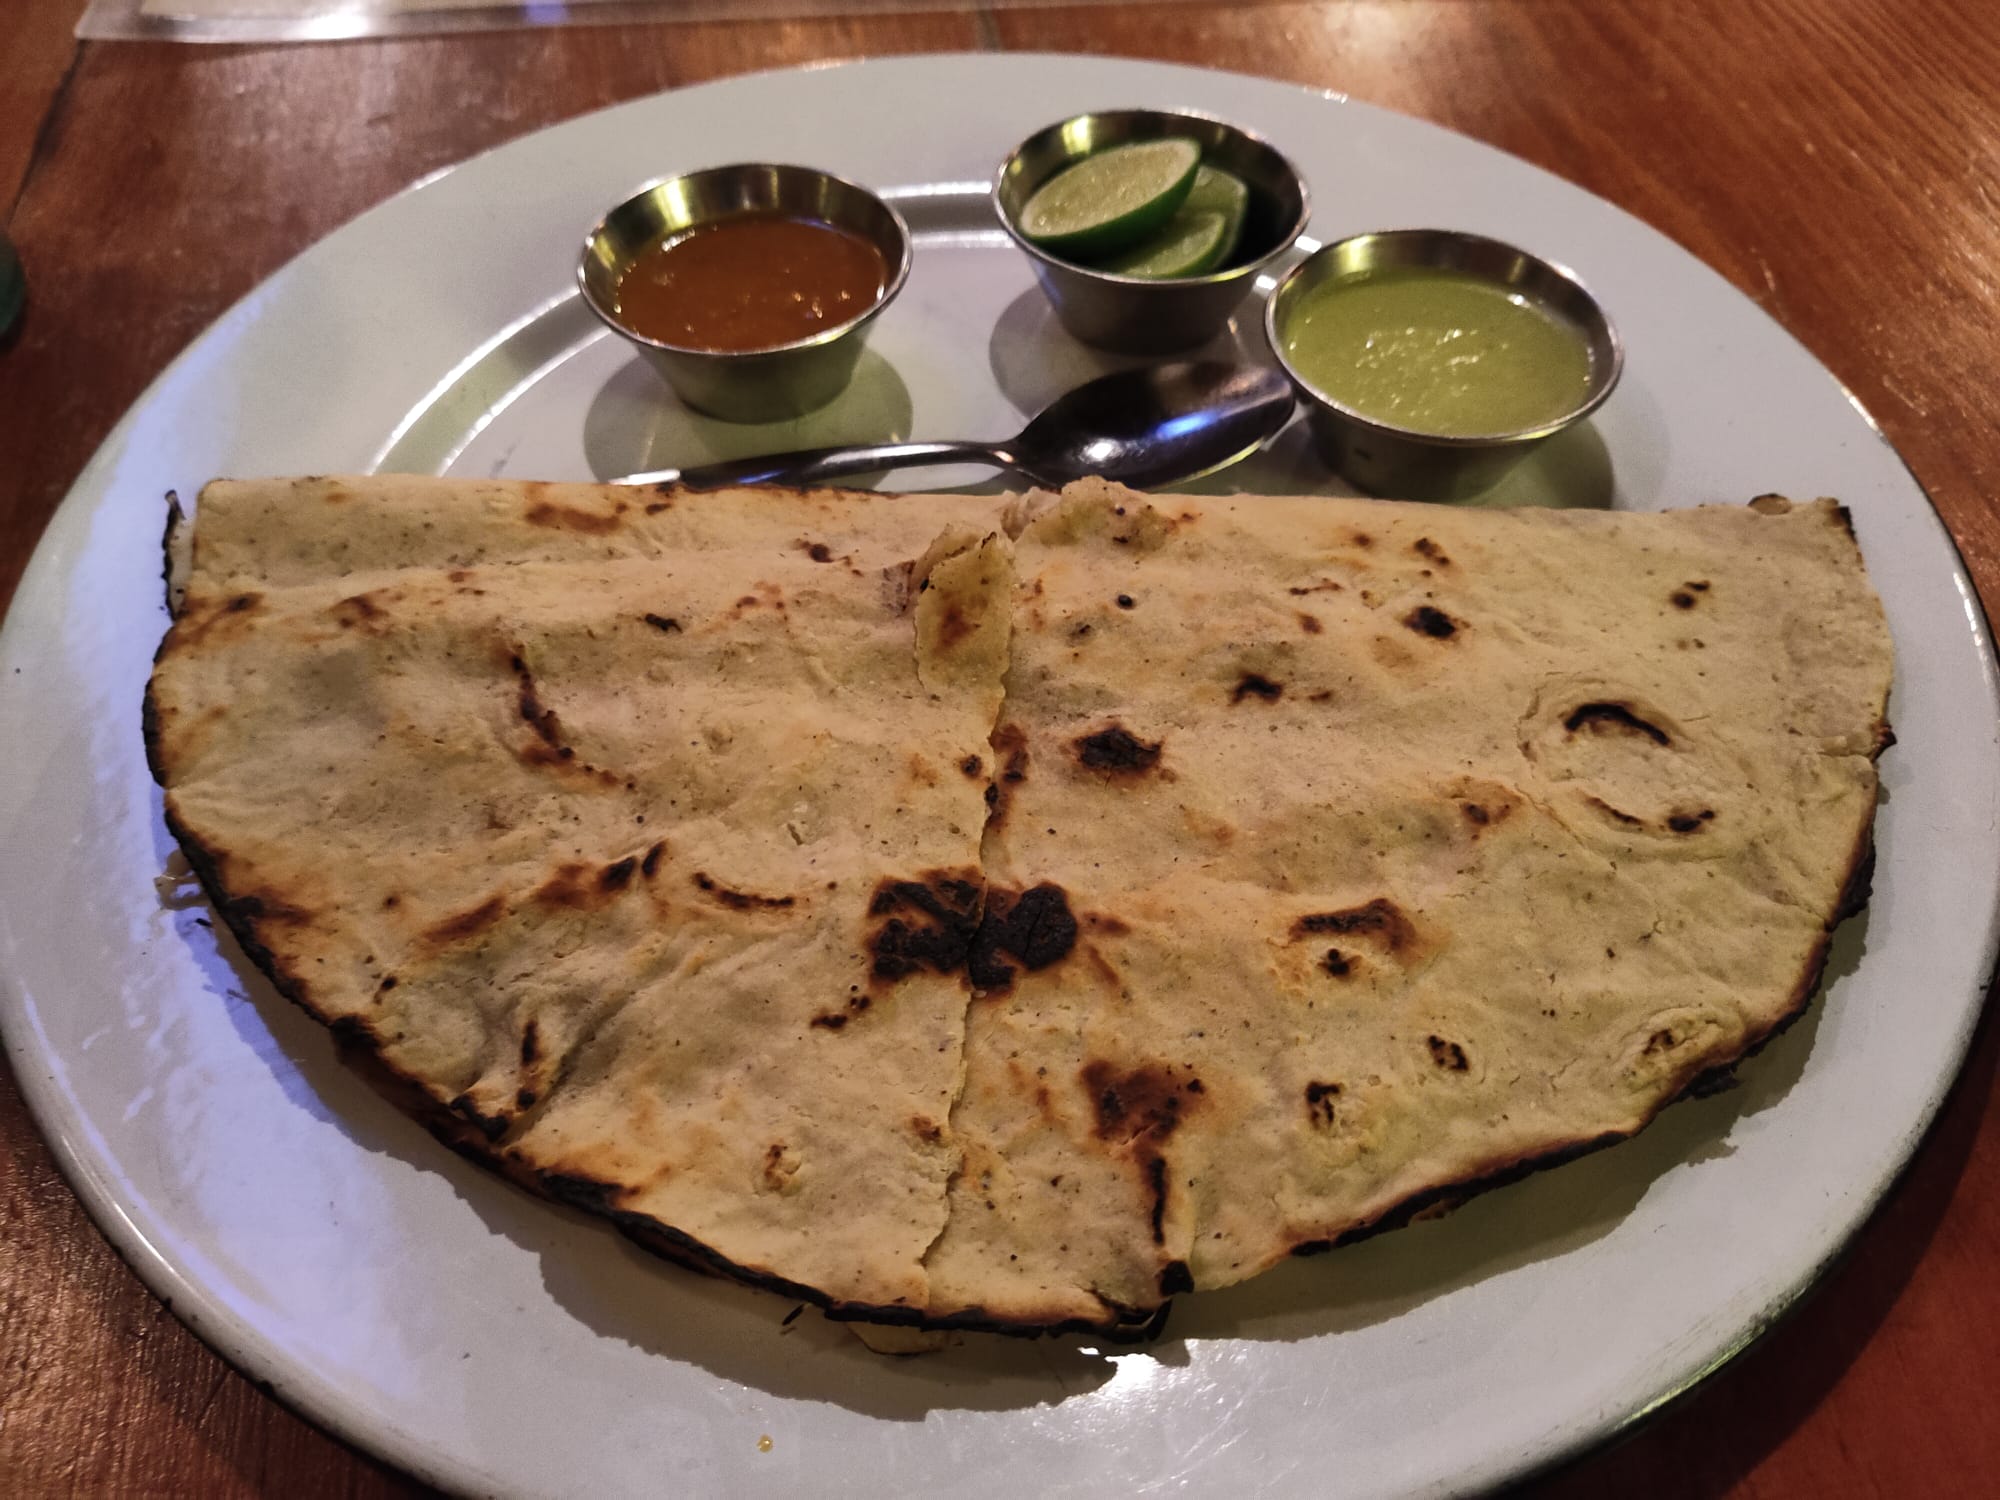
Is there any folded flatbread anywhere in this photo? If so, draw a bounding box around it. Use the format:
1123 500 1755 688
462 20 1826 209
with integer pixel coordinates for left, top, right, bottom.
147 475 1891 1336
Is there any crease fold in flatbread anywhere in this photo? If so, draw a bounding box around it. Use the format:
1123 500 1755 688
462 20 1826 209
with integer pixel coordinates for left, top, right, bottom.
147 475 1892 1338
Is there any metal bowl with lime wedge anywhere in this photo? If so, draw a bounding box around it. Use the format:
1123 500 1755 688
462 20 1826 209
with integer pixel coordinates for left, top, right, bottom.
994 108 1310 354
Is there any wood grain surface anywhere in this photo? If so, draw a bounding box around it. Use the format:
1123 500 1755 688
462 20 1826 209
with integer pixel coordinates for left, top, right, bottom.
3 1 1998 1494
0 0 78 215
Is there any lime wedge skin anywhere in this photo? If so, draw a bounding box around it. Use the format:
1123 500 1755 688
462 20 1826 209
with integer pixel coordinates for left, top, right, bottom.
1181 166 1250 265
1101 211 1232 279
1095 167 1253 279
1016 138 1203 260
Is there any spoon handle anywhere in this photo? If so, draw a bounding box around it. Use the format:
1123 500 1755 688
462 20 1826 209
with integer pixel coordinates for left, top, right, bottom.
618 439 1011 491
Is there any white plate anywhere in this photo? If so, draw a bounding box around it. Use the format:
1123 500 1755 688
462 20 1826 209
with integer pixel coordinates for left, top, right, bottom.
2 54 1996 1500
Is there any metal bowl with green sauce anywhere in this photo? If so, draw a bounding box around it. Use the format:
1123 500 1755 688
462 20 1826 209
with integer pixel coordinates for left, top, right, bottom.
1266 229 1622 501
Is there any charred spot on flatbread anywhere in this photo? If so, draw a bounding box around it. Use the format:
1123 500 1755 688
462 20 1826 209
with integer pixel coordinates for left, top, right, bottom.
1292 898 1416 953
692 872 795 912
420 893 507 949
811 990 873 1031
1584 795 1646 828
1079 1061 1206 1244
1402 605 1461 639
1564 701 1672 746
525 498 625 534
1427 1036 1471 1071
967 883 1079 991
1413 537 1451 566
220 889 313 929
449 1092 510 1143
864 872 984 982
1232 673 1284 703
1083 1061 1200 1144
531 861 642 913
984 723 1031 822
1074 724 1162 775
1305 1081 1342 1126
1560 704 1672 752
509 653 568 752
332 591 389 631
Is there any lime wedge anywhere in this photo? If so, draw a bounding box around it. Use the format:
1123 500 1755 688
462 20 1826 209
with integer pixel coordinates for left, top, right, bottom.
1181 166 1249 263
1100 210 1233 279
1016 138 1202 259
1095 167 1251 279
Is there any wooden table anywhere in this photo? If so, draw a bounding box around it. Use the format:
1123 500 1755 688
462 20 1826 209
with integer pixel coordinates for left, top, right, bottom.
3 1 1998 1492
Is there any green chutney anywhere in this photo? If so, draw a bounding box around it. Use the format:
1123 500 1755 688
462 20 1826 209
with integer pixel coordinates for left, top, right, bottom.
1281 268 1592 436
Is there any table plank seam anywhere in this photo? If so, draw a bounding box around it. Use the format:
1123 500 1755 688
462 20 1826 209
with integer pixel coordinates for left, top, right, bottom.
6 34 83 226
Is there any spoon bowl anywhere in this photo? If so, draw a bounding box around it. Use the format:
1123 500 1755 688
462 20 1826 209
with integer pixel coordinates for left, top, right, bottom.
614 360 1294 491
1009 361 1294 488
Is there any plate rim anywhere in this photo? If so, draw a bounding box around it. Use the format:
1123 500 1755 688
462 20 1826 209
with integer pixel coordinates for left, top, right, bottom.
2 49 1997 1498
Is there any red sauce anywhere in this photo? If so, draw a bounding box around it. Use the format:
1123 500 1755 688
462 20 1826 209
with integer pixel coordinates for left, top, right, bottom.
612 214 889 352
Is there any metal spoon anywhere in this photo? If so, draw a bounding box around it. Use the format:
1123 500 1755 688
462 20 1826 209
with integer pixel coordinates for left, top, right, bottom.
614 360 1294 491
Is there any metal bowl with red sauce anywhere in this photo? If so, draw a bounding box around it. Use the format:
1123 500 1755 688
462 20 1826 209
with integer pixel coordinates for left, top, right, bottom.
579 163 911 423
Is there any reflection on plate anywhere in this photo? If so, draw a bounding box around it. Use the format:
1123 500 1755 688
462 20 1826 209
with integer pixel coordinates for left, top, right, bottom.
0 53 1995 1500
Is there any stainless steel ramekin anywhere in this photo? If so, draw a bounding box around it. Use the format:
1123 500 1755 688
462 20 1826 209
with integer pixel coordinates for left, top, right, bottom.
1265 228 1623 501
994 109 1310 355
579 163 911 424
